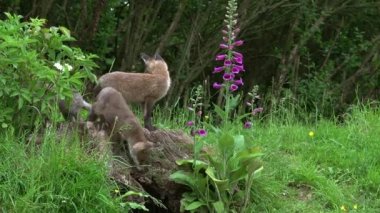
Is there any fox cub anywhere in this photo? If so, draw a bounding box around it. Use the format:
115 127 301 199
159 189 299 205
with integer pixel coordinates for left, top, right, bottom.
97 53 170 131
89 87 154 167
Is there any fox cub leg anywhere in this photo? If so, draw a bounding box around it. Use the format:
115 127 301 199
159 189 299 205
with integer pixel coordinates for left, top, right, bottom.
144 100 156 131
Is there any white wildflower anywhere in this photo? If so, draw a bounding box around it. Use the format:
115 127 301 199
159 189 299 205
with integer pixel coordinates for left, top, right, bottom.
53 62 63 71
64 63 73 71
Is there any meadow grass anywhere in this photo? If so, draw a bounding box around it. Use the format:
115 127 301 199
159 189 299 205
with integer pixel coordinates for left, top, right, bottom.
156 104 380 212
0 127 121 212
0 104 379 212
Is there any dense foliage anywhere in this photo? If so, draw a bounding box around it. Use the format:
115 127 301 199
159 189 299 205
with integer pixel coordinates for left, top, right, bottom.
1 0 379 115
0 0 379 212
0 13 97 130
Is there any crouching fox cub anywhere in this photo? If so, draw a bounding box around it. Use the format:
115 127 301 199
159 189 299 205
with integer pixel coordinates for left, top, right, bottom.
97 53 170 131
89 87 154 168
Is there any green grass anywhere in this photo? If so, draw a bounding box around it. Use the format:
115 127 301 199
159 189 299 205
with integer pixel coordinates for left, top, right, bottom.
0 127 121 212
247 106 380 212
1 105 379 212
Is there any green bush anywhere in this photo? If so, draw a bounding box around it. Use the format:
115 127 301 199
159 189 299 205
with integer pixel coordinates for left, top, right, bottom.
0 13 97 131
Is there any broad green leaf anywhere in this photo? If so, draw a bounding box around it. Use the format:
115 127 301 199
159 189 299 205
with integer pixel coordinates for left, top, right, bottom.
233 135 245 152
212 201 225 213
213 104 226 120
205 167 228 191
169 171 197 189
229 94 241 109
176 159 208 172
59 26 71 37
184 201 206 211
218 133 235 158
18 97 24 110
246 160 263 174
229 167 247 184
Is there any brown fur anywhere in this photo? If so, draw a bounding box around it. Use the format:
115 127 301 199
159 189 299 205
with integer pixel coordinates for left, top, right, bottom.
97 53 170 131
89 87 154 167
58 93 92 121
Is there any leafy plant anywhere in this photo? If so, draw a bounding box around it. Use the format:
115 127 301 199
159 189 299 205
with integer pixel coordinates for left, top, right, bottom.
170 1 264 212
170 133 263 212
0 13 97 131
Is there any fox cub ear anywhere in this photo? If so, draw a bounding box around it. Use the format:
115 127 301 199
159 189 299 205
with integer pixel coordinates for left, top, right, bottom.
140 53 151 64
154 53 163 61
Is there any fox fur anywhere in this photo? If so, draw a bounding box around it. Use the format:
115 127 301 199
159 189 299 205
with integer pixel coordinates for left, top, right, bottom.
96 53 171 131
88 87 154 167
58 93 92 121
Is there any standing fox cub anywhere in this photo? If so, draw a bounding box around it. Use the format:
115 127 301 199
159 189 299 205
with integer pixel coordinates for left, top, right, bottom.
89 87 154 168
97 53 170 131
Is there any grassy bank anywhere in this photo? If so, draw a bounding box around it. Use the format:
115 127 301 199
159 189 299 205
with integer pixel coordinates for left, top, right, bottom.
1 105 379 212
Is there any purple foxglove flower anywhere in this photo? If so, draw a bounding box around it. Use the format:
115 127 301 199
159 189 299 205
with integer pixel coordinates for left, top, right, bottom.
234 57 243 64
230 84 238 91
224 60 232 67
252 107 264 115
234 28 241 33
223 37 228 42
234 78 244 86
197 111 202 116
220 44 229 49
232 66 240 74
216 54 227 61
244 121 252 129
234 40 244 46
233 51 243 58
213 82 223 89
223 73 234 81
197 129 207 137
213 66 224 73
222 30 228 35
186 121 194 126
234 65 245 72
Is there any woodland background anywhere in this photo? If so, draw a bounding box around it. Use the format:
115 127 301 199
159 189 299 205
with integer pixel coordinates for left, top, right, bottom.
1 0 380 116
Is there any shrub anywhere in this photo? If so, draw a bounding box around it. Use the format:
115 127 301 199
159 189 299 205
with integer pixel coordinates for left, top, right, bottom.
0 13 97 131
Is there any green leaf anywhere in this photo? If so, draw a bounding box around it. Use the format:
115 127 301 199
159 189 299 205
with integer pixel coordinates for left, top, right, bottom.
18 97 24 110
229 94 240 109
127 202 149 211
2 123 8 128
229 166 247 184
169 171 197 189
218 133 235 158
213 104 226 120
233 135 245 152
176 159 208 172
212 201 225 213
59 26 71 37
185 201 206 211
205 167 228 191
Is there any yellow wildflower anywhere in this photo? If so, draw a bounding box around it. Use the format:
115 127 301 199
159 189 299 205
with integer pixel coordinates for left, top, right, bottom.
114 189 120 193
353 204 358 209
340 205 347 212
205 115 209 120
308 131 315 138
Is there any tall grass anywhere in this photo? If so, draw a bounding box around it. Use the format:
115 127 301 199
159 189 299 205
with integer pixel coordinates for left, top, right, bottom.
0 127 120 212
158 103 380 212
1 103 379 212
